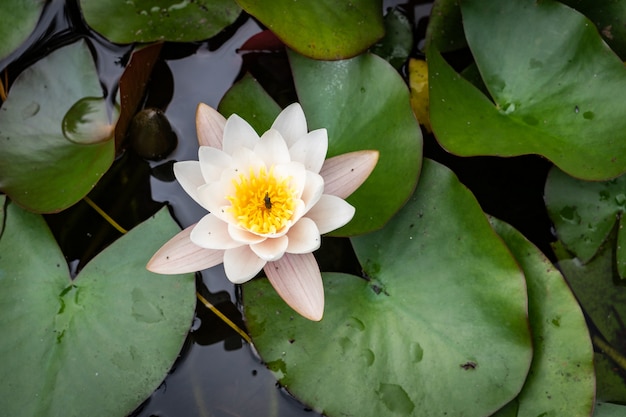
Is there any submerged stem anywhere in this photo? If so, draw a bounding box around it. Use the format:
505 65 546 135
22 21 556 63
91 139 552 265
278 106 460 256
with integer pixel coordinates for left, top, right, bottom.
196 292 251 344
593 335 626 372
83 196 128 234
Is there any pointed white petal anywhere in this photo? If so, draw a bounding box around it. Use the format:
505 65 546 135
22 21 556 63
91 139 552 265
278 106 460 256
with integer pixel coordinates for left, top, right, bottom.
271 103 307 147
254 129 291 166
289 198 307 226
198 146 232 183
197 182 230 217
147 224 224 274
306 194 355 234
300 171 324 213
264 253 324 321
250 235 289 261
196 103 226 148
224 245 266 284
286 217 320 254
173 161 205 207
288 128 328 173
319 150 379 198
190 214 242 249
223 114 259 155
230 146 265 175
274 161 306 198
228 223 267 244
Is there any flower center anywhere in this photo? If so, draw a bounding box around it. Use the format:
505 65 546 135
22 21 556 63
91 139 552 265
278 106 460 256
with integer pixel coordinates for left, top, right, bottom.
227 166 296 235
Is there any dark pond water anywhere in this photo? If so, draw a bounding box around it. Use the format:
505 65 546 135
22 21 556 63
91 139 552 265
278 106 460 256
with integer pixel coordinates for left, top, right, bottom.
3 0 556 415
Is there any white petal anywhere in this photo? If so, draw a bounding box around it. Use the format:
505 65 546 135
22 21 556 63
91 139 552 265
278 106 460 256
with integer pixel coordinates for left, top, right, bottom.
264 253 324 321
251 235 289 261
286 217 321 254
319 150 379 199
228 223 267 244
223 114 260 155
306 194 355 234
190 214 243 249
173 161 206 207
254 129 291 166
198 146 232 183
224 245 266 284
271 103 307 147
274 161 306 198
300 171 324 213
196 103 226 148
230 146 265 175
289 199 307 226
197 182 230 217
288 128 328 173
147 224 224 274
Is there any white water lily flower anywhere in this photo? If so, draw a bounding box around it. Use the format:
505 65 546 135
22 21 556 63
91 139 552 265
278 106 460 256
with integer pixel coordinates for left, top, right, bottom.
148 102 378 321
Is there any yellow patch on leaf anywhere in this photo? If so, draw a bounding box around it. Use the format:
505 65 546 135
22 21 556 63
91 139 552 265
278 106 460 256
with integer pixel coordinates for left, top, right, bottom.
408 58 431 133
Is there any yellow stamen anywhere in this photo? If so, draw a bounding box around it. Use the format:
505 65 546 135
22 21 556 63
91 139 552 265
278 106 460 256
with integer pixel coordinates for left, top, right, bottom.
226 165 296 235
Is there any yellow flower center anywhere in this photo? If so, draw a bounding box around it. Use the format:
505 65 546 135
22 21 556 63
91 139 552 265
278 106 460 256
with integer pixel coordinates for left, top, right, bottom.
227 165 296 235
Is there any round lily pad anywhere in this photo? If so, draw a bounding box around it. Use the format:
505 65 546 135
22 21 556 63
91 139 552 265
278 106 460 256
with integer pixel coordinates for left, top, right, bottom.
243 159 532 416
0 202 195 417
290 51 423 235
79 0 241 43
490 218 594 417
0 0 45 61
428 0 626 180
236 0 383 59
544 167 626 278
0 40 115 213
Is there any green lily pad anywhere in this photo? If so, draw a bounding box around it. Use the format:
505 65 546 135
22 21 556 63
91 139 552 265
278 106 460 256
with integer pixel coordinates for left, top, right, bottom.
0 0 45 61
218 73 282 134
428 0 626 180
79 0 241 43
552 239 626 403
370 6 413 70
594 402 626 417
544 167 626 278
290 51 423 235
243 159 531 416
554 240 621 344
0 203 195 417
0 40 115 213
236 0 384 59
561 0 626 60
490 218 594 417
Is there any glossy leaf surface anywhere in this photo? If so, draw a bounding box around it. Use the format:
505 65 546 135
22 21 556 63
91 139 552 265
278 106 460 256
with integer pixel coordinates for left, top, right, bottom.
561 0 626 60
490 218 594 417
244 159 531 416
0 0 45 61
218 73 282 135
553 239 626 403
544 167 626 278
80 0 241 43
0 40 114 213
236 0 384 59
370 6 413 69
0 202 195 417
428 0 626 180
291 51 422 235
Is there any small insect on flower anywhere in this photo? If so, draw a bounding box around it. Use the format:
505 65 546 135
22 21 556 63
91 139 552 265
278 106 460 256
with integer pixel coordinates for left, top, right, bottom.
264 192 272 209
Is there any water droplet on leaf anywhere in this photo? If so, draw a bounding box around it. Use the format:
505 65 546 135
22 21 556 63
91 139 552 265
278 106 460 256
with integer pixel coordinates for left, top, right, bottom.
62 96 114 144
559 206 581 224
21 101 40 119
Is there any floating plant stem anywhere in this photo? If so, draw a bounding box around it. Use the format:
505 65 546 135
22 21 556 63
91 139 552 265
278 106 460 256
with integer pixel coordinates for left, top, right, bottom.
593 334 626 372
196 292 251 344
83 196 128 234
0 70 7 101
